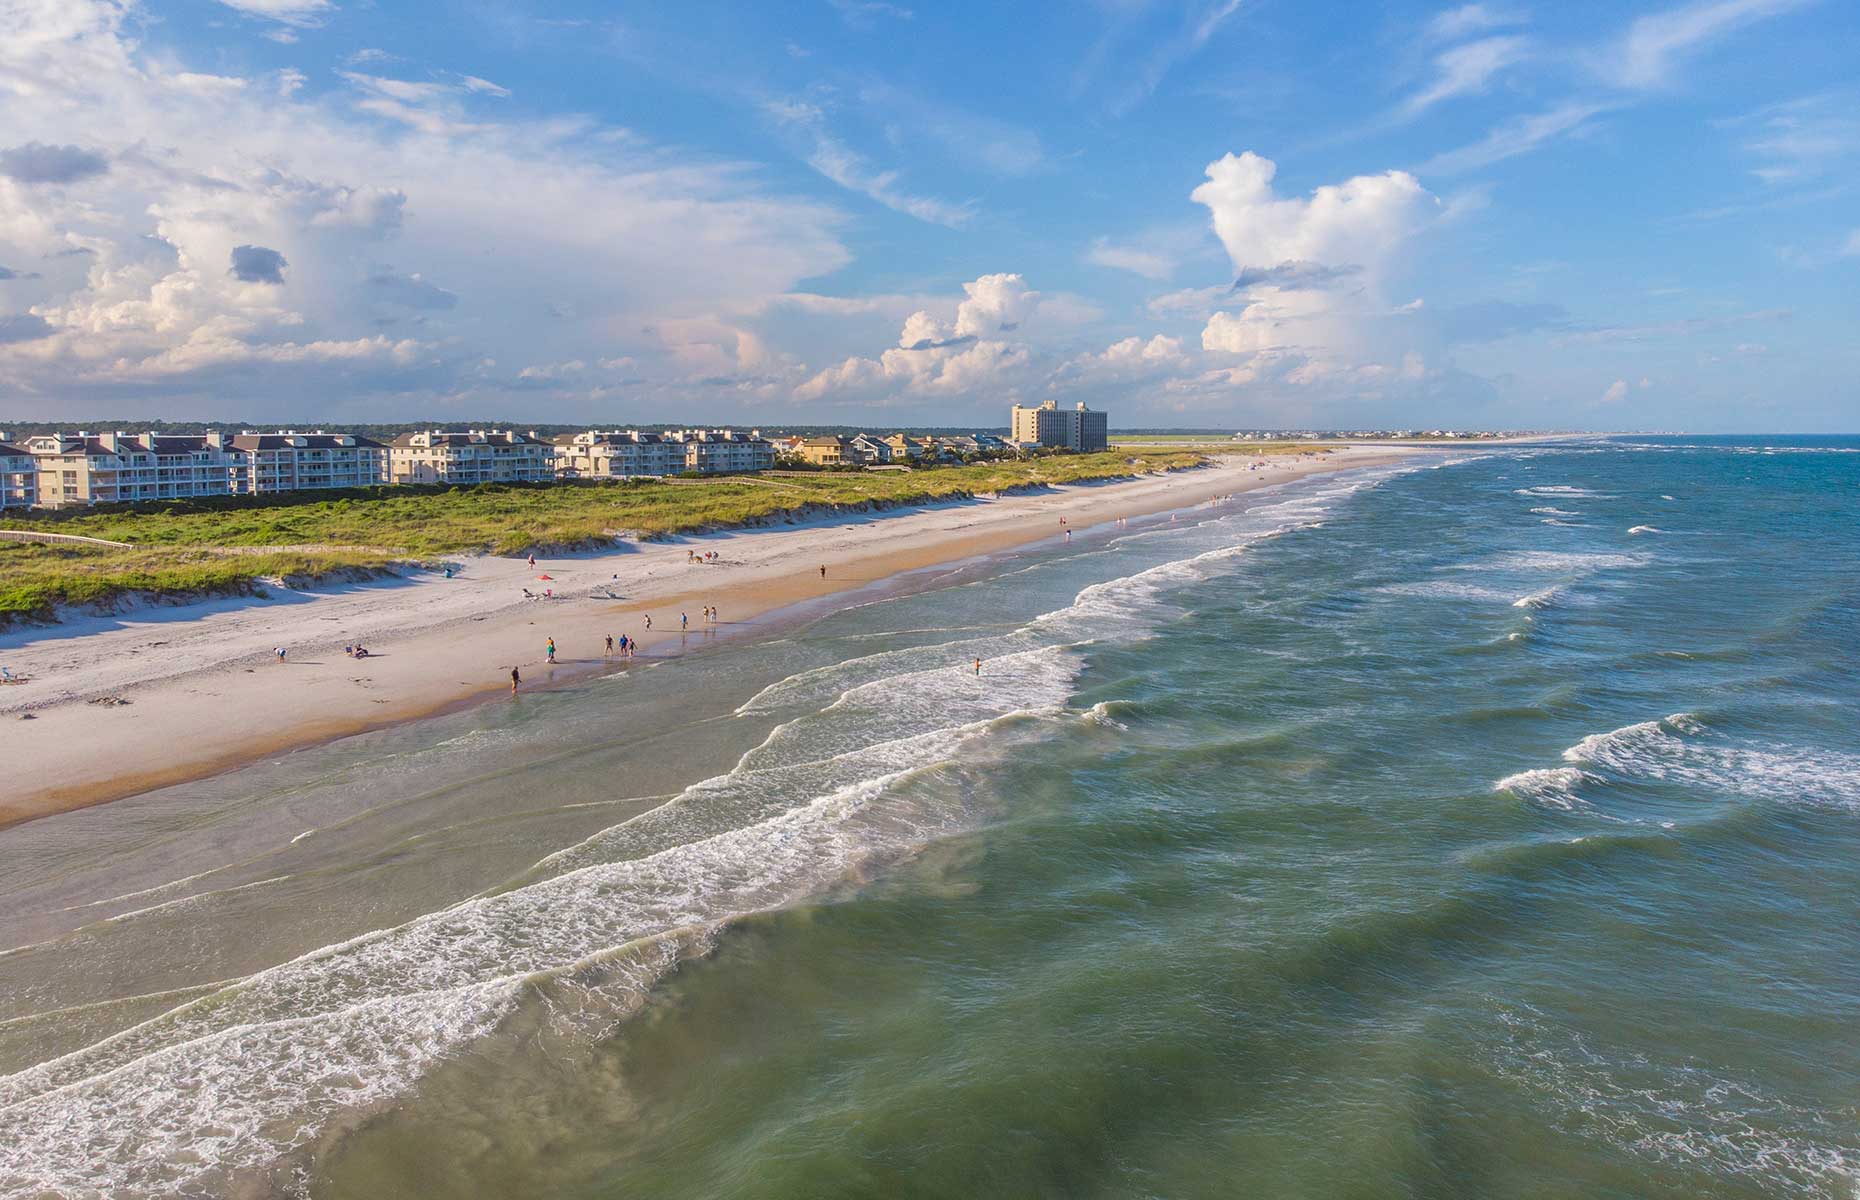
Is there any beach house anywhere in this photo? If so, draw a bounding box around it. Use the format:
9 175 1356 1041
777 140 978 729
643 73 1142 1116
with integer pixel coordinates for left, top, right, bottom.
797 435 853 466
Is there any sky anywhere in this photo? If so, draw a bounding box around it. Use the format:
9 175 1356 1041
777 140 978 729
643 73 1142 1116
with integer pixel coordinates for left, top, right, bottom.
0 0 1855 431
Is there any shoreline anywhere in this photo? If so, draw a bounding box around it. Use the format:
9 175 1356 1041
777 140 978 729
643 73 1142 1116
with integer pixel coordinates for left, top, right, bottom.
0 448 1414 828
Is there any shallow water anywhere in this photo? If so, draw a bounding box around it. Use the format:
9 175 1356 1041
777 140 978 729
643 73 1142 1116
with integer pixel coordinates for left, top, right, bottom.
2 437 1856 1198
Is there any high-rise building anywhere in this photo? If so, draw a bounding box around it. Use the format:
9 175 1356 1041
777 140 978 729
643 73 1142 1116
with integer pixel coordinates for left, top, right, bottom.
1011 400 1108 452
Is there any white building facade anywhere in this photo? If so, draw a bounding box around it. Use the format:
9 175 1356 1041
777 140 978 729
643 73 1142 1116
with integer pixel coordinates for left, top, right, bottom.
388 430 552 485
229 432 389 494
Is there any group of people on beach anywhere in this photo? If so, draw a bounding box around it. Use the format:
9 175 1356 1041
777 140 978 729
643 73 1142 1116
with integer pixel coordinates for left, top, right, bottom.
688 549 723 564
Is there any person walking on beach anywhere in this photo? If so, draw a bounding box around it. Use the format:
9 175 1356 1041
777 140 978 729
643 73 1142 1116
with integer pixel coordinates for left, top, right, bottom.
644 614 652 631
510 666 520 695
605 634 614 656
974 657 982 676
819 564 827 579
546 638 557 664
680 612 688 631
527 553 536 568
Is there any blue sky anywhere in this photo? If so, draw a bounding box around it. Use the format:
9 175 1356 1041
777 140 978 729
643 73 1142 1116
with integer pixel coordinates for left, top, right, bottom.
0 0 1854 430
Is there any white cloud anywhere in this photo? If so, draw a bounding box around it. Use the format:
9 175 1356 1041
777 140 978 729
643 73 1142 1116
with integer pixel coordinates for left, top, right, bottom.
1419 102 1612 174
1601 378 1629 403
1426 4 1525 41
795 272 1042 402
1607 0 1810 90
1191 152 1435 284
765 98 976 227
1401 35 1531 116
214 0 333 27
461 76 512 98
1086 238 1174 280
0 0 849 415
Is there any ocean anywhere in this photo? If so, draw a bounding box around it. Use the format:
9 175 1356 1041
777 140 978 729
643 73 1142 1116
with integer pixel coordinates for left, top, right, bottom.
1 436 1856 1198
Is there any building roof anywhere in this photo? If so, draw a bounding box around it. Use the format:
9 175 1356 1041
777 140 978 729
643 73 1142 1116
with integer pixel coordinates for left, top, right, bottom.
0 441 32 459
391 430 542 448
229 432 386 451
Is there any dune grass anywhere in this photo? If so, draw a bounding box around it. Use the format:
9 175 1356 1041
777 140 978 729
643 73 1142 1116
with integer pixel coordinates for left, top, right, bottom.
0 449 1212 622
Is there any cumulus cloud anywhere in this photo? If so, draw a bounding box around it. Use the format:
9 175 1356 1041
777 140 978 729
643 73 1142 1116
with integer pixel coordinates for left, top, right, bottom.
229 244 288 284
0 0 848 418
1189 152 1442 391
796 272 1042 402
1192 152 1434 285
1601 378 1629 403
0 142 110 184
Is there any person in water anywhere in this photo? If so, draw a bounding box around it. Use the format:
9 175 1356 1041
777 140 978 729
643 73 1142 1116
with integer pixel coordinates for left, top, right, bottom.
510 666 520 695
546 638 556 664
604 635 614 655
974 657 982 676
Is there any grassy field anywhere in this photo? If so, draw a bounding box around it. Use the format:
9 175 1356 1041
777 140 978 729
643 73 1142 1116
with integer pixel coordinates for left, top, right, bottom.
0 449 1207 622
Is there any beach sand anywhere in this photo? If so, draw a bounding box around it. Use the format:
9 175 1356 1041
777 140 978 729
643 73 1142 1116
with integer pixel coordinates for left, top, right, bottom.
0 449 1409 826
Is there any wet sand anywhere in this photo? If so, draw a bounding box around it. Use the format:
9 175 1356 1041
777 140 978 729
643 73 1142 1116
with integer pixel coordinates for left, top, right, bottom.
0 449 1409 827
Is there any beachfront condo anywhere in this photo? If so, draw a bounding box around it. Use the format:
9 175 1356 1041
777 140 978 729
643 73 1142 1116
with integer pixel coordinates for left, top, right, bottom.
552 430 686 478
665 429 778 474
388 429 553 485
228 432 390 494
0 435 38 510
22 431 236 509
1011 400 1109 453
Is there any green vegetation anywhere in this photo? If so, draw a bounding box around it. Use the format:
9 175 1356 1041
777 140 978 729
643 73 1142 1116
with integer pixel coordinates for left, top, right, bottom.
0 449 1208 623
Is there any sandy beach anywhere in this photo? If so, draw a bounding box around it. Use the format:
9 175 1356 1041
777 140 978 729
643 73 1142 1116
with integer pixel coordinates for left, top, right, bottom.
0 448 1409 826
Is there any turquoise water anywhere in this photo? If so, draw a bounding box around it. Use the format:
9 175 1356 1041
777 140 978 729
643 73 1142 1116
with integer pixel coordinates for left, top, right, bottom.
2 438 1856 1197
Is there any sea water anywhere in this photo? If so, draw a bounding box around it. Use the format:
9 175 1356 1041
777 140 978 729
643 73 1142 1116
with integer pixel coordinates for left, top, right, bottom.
1 436 1855 1198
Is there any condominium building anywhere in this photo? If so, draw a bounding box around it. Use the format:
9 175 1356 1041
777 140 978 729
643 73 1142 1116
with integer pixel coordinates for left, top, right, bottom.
665 429 776 474
228 431 389 494
0 435 37 510
23 431 235 509
388 429 552 485
1010 400 1108 452
551 430 685 479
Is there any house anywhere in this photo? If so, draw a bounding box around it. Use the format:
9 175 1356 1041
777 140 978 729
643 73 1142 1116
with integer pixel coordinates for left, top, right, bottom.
388 429 552 485
24 430 234 508
0 434 37 509
228 431 389 494
847 434 894 465
882 433 923 461
797 435 852 466
1010 400 1108 452
552 430 684 479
